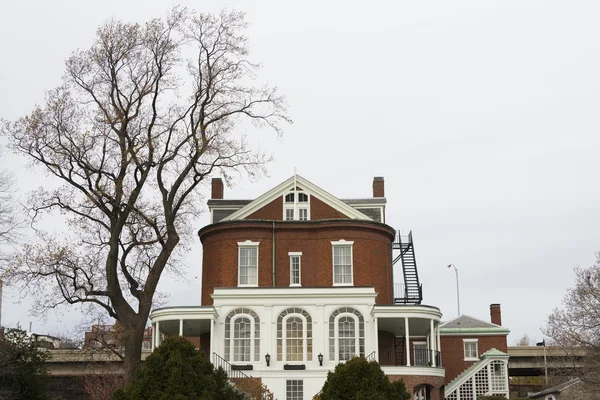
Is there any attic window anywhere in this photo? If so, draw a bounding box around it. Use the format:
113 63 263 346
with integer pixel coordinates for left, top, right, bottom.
283 191 310 221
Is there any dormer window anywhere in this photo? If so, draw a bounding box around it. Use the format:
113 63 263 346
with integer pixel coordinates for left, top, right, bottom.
283 190 310 221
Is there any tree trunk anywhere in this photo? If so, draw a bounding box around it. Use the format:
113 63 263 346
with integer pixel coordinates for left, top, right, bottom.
122 322 145 386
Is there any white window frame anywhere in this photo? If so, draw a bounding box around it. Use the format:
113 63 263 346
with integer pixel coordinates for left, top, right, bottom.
463 339 479 361
286 380 304 400
283 191 311 221
238 241 259 287
333 313 360 361
282 314 309 363
331 240 354 286
289 252 302 287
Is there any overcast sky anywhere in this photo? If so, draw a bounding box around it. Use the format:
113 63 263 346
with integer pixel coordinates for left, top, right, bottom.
1 0 599 345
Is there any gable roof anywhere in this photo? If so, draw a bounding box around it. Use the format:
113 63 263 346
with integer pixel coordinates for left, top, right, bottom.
440 315 510 335
221 175 373 222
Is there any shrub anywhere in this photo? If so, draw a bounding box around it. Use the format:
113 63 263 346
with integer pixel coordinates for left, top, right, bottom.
113 336 244 400
320 357 410 400
0 328 49 400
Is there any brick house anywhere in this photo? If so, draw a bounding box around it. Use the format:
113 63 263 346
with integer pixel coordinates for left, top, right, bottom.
148 175 509 400
440 305 510 398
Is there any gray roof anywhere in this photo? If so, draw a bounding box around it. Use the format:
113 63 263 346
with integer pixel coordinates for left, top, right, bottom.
529 377 581 398
440 315 502 329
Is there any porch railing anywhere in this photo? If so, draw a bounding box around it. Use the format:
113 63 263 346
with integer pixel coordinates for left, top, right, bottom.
379 347 442 367
212 352 274 400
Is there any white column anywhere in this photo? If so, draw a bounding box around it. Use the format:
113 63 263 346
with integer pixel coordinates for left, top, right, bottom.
404 317 410 366
151 323 155 351
430 319 436 367
436 323 441 365
373 316 379 361
155 321 160 347
209 319 214 358
179 319 184 336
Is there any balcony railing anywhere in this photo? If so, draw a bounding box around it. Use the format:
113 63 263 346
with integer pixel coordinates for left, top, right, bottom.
379 347 442 368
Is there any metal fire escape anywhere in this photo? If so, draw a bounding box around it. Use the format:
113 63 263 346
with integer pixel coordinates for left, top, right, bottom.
392 231 423 304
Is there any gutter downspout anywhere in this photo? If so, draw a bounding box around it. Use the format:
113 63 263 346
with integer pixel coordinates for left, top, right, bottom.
272 222 276 287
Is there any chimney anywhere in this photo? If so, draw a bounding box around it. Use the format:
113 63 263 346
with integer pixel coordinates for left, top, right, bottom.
490 304 502 326
373 177 385 198
211 178 224 199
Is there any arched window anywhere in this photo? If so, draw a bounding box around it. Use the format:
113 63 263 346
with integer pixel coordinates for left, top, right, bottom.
224 308 260 362
277 307 313 363
329 307 365 362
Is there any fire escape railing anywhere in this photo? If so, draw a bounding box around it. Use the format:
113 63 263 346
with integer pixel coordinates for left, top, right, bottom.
392 230 423 304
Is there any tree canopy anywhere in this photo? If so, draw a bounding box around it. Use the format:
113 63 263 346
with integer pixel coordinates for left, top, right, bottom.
113 336 243 400
319 357 410 400
2 7 289 384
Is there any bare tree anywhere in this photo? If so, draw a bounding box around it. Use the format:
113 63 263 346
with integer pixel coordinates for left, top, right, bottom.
0 164 22 249
2 8 290 384
514 333 532 346
544 253 600 394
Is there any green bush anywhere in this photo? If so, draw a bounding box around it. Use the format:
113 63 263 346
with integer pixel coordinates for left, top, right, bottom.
320 357 410 400
113 336 244 400
0 328 49 400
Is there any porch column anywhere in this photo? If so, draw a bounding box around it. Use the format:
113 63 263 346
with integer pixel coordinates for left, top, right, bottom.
404 317 411 366
373 316 379 361
436 323 441 361
151 323 155 351
430 319 436 367
155 321 160 347
209 319 214 358
179 319 184 336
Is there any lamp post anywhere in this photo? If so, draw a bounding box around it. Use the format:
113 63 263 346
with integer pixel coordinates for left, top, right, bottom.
447 264 461 316
265 353 271 367
536 339 548 384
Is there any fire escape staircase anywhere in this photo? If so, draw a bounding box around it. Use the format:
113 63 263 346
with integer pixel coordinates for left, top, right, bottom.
393 231 423 304
212 353 274 400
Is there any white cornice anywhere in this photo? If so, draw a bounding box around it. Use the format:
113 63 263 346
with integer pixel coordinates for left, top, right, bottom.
211 287 377 301
222 175 372 221
373 305 443 320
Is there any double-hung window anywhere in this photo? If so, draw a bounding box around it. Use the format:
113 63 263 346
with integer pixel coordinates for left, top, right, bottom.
289 252 302 286
238 241 259 287
463 339 478 360
332 240 353 285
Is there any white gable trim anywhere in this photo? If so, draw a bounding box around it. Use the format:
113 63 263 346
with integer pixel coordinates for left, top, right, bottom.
222 175 372 221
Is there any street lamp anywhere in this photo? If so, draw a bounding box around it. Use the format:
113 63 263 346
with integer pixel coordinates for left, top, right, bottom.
536 339 548 384
447 264 461 316
265 353 271 367
318 353 324 366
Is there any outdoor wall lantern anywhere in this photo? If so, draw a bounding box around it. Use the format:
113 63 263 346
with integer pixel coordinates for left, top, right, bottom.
318 353 323 366
265 353 271 367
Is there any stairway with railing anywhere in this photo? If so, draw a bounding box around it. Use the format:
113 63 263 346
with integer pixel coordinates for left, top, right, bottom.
392 231 423 304
213 352 274 400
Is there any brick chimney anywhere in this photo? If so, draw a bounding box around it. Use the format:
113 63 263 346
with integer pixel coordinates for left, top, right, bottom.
211 178 224 199
373 177 385 198
490 304 502 326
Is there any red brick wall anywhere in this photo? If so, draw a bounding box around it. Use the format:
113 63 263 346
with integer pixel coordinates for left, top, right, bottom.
310 196 348 220
440 334 508 383
246 197 283 220
388 375 445 400
199 221 395 305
